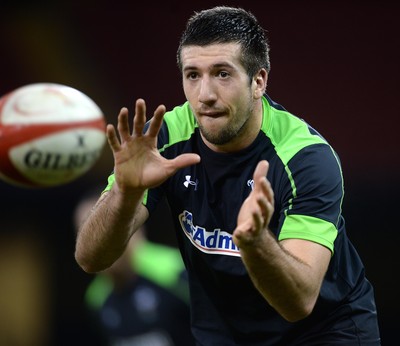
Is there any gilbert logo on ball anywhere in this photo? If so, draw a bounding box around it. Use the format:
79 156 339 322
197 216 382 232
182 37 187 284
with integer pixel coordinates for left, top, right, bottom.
0 83 106 188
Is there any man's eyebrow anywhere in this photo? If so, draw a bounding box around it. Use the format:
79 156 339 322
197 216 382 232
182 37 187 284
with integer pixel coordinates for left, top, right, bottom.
183 62 235 72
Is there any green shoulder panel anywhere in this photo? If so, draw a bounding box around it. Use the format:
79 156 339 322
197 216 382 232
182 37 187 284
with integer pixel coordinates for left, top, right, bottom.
133 242 185 287
279 214 336 253
85 242 189 310
261 97 328 166
84 274 113 310
160 102 198 153
133 242 189 303
261 97 342 253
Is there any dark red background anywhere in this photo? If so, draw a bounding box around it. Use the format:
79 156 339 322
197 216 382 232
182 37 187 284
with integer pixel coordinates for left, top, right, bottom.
1 1 398 345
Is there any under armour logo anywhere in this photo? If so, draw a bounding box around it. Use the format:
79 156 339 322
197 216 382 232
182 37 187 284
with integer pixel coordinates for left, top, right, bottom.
184 175 198 190
247 179 254 190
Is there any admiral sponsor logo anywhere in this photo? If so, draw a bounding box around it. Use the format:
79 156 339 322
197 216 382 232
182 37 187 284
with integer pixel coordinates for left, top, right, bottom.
179 210 240 257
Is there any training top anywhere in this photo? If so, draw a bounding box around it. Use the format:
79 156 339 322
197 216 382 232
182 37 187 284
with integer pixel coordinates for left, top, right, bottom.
85 241 194 346
105 95 380 345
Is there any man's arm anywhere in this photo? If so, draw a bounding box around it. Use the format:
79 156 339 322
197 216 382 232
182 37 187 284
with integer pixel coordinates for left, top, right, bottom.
233 160 331 322
75 99 200 273
75 186 148 273
239 233 330 322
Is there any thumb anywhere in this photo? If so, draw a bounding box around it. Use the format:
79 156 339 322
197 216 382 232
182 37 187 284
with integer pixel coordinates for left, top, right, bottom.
168 153 201 173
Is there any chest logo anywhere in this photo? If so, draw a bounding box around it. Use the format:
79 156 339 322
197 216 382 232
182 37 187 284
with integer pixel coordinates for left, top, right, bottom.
178 210 241 257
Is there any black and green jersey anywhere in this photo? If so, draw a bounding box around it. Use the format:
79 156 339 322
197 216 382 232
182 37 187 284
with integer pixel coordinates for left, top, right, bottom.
106 95 380 345
84 241 194 346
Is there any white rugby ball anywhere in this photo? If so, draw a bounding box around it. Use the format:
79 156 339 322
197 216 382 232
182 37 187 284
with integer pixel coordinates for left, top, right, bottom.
0 83 107 188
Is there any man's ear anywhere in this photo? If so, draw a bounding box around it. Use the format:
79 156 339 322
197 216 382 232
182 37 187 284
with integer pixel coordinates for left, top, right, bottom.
253 69 268 99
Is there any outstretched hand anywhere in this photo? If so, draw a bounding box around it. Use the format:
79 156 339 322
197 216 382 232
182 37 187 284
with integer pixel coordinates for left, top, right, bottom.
106 99 201 193
233 160 275 248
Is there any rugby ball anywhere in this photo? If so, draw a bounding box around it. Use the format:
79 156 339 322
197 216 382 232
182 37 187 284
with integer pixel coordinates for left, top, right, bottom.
0 83 107 188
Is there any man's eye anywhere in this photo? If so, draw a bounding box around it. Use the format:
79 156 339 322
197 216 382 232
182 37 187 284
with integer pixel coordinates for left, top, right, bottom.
187 72 198 79
219 71 229 78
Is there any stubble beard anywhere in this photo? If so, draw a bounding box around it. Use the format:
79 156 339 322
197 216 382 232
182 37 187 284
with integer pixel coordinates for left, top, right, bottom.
198 102 254 146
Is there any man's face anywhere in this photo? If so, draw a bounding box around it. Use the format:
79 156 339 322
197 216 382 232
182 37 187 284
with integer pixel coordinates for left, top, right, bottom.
181 42 259 151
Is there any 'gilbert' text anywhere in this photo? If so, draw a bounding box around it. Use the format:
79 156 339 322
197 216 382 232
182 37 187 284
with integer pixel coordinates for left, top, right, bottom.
24 149 101 170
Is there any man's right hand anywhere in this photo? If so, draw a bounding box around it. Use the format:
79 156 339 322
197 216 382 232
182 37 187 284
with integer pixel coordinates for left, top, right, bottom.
106 98 201 194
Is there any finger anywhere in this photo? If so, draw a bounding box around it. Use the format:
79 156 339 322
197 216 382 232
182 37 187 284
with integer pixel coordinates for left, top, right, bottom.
253 160 269 190
106 124 121 152
233 219 253 238
117 107 131 142
147 104 166 137
133 99 147 136
260 178 274 206
234 214 261 245
253 210 264 233
257 194 271 228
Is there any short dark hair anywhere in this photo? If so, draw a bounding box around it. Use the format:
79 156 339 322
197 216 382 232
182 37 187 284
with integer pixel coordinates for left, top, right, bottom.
176 6 271 79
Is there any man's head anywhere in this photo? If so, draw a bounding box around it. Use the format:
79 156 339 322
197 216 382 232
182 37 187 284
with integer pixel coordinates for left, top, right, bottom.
177 6 270 80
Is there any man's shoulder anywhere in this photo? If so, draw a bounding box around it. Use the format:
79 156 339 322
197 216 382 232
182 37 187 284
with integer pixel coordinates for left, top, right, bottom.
158 102 197 149
262 95 331 165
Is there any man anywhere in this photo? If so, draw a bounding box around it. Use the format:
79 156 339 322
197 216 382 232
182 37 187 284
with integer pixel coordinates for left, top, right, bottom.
74 189 194 346
75 6 381 345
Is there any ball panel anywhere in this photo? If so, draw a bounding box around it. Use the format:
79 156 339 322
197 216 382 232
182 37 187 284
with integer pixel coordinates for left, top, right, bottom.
0 83 103 125
0 118 106 147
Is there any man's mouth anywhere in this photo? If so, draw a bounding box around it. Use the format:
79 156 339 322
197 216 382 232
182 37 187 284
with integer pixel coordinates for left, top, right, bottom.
198 111 224 118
